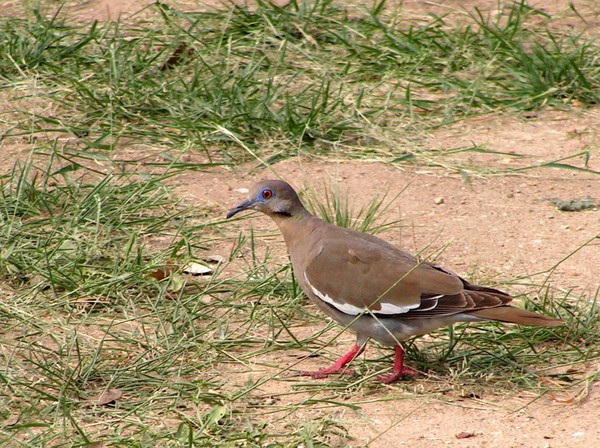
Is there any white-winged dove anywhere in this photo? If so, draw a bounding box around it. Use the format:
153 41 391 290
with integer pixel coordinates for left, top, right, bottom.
227 180 564 383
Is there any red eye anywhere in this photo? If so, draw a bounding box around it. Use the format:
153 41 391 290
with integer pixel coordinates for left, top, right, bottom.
261 189 273 200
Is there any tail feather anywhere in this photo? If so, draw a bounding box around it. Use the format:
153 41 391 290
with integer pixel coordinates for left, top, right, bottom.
469 306 564 327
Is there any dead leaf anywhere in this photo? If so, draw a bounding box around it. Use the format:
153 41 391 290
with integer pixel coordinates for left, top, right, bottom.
183 262 212 276
88 442 105 448
167 274 186 292
455 431 477 439
160 43 193 70
148 266 176 280
83 389 122 407
205 254 225 264
3 414 20 427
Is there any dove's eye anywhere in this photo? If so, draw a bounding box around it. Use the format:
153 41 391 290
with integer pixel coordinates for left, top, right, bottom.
261 188 273 200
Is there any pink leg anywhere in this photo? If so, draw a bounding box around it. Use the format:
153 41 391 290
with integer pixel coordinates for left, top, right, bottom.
378 345 417 384
300 344 363 379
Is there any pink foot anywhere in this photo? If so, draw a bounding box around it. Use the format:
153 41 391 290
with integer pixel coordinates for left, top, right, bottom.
300 344 362 379
378 366 417 384
378 345 417 384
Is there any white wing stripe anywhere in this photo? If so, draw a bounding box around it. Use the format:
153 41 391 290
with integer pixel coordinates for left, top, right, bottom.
417 295 442 311
304 274 419 316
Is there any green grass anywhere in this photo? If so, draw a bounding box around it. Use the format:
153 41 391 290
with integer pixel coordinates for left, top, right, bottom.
0 1 599 446
300 182 405 234
0 146 598 447
1 0 599 164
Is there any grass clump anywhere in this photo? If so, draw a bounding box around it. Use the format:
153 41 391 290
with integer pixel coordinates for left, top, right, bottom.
0 152 185 300
300 182 405 234
0 149 209 444
1 0 599 163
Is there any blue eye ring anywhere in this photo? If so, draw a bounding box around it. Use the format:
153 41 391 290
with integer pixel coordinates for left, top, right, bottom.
260 188 274 200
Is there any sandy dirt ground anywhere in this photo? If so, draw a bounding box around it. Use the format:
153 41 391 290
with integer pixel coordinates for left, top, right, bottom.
1 1 599 447
121 84 600 448
175 110 600 448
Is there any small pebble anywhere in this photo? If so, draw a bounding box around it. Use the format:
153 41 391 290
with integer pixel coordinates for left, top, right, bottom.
434 197 444 205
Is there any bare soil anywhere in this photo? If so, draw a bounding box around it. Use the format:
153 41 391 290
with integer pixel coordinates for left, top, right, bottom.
1 1 599 447
176 108 600 447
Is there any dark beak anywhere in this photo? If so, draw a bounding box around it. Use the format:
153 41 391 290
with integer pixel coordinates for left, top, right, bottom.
226 199 256 219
